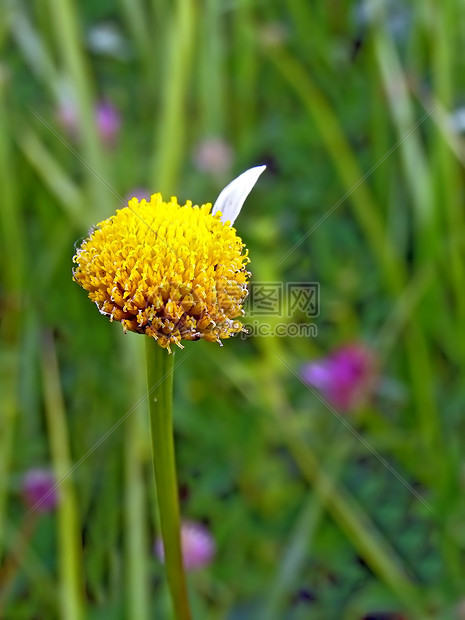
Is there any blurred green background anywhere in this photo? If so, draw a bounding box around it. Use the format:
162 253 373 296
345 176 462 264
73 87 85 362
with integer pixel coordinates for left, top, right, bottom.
1 0 465 618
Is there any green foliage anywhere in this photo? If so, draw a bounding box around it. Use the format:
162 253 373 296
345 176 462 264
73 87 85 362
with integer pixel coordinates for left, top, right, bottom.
1 0 464 617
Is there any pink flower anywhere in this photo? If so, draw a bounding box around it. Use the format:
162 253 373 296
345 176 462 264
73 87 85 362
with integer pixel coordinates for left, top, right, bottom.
192 136 233 177
301 343 378 412
56 98 79 138
155 520 215 571
95 100 120 145
21 469 58 513
56 98 121 146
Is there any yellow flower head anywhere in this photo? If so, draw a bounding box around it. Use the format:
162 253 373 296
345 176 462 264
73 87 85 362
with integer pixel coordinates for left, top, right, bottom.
73 166 265 351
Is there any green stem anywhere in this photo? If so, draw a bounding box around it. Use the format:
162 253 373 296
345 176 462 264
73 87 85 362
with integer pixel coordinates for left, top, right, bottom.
145 339 190 620
0 71 22 558
124 334 150 620
0 513 38 611
151 0 196 194
18 127 84 228
232 0 257 152
0 517 56 614
41 331 85 620
46 0 109 220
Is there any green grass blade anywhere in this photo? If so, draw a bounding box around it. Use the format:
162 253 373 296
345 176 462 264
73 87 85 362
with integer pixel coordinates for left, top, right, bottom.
40 332 85 620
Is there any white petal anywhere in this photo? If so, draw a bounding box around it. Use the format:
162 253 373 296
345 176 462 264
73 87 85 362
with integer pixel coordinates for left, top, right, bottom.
212 165 266 225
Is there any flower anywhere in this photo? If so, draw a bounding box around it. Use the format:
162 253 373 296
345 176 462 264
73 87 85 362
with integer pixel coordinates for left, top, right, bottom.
21 469 58 513
73 166 265 351
301 343 378 412
95 100 121 145
193 136 234 176
155 520 215 571
56 98 120 145
56 98 80 138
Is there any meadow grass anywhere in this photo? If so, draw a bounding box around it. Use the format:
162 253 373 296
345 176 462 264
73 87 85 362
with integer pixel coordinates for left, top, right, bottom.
1 0 464 617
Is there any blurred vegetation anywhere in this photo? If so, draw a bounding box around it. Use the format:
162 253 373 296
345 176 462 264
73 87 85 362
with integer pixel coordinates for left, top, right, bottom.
1 0 465 618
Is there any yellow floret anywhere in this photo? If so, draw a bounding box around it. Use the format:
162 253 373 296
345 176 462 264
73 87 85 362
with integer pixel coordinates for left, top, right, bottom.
72 194 250 351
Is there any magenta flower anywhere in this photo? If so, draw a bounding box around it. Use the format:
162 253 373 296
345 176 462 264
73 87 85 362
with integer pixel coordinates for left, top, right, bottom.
95 100 121 145
301 343 378 412
155 520 215 571
21 469 58 513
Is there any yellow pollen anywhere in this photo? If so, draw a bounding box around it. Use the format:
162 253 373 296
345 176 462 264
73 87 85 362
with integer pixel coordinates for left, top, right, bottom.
72 194 250 351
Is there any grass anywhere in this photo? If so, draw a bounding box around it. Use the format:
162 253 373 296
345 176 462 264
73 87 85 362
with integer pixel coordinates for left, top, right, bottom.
1 0 465 617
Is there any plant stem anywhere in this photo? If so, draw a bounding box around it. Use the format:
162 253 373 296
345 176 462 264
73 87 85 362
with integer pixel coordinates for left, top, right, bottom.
41 331 85 620
0 513 38 611
0 65 22 560
46 0 109 220
124 334 150 620
145 339 190 620
151 0 196 195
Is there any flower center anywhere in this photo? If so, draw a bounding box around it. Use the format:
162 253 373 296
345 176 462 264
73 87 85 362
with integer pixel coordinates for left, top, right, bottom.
72 194 250 351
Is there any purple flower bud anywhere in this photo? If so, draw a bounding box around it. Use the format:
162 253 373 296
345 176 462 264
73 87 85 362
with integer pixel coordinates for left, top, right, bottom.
193 137 233 177
301 343 378 412
21 469 58 513
155 520 215 571
95 100 121 145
